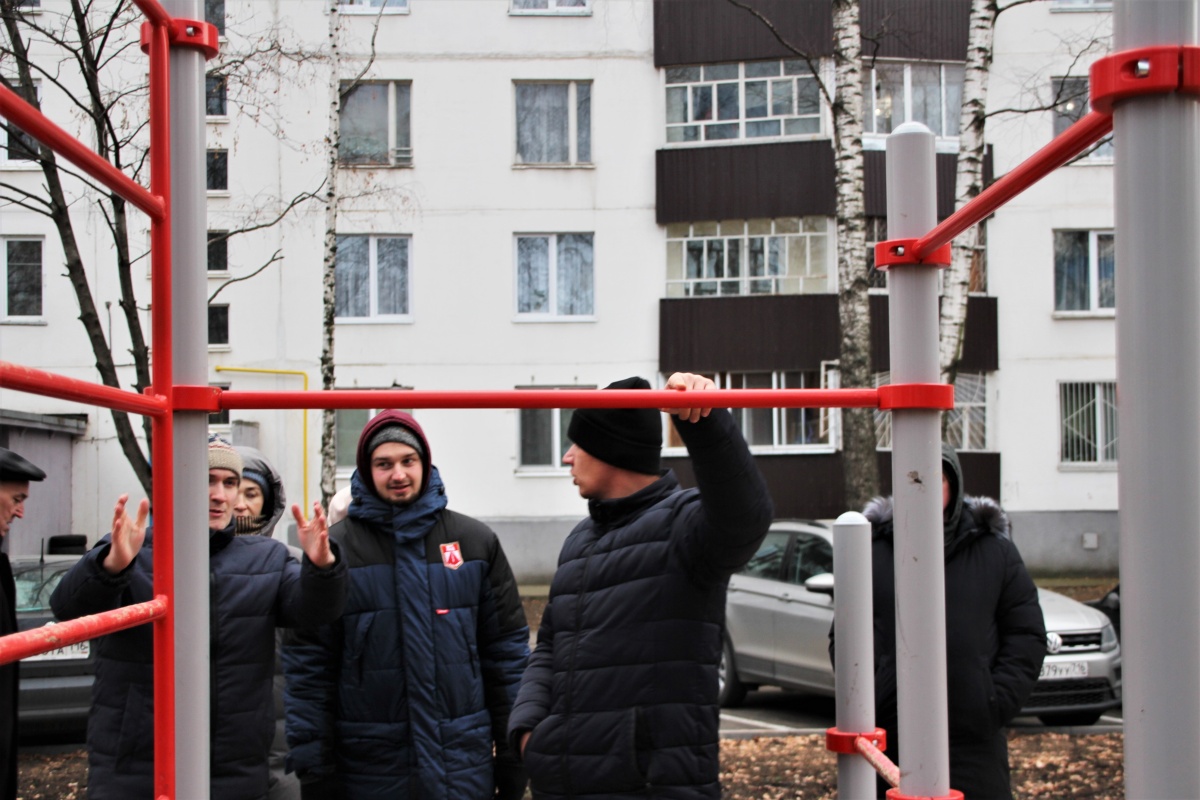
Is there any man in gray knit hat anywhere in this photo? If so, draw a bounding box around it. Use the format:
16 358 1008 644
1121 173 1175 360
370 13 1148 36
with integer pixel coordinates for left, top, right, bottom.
51 434 347 799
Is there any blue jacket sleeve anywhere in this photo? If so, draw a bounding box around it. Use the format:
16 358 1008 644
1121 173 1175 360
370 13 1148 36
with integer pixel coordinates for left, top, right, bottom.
672 408 775 584
50 535 142 621
274 541 348 630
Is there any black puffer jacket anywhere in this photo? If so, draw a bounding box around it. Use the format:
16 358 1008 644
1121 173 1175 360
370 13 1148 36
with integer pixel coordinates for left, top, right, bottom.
507 409 773 799
862 448 1045 800
50 524 347 800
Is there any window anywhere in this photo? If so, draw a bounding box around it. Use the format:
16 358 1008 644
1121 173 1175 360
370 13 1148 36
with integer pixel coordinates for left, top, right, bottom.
789 532 832 586
511 0 589 13
1053 76 1113 159
665 218 831 297
205 0 224 36
515 81 591 165
339 0 408 13
944 372 987 451
3 239 42 318
208 383 230 426
1060 381 1118 464
1051 0 1111 10
1055 230 1115 312
874 371 988 450
340 81 411 166
206 73 227 116
865 217 888 290
335 234 411 320
515 233 594 318
207 230 228 272
517 389 584 469
2 81 39 163
336 408 372 469
207 149 228 191
208 304 229 345
864 62 964 138
665 60 822 143
739 530 789 580
668 371 836 450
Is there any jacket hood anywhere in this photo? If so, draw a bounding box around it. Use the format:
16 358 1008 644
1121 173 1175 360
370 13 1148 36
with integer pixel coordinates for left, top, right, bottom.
233 445 287 537
941 443 964 541
355 410 433 501
863 493 1011 556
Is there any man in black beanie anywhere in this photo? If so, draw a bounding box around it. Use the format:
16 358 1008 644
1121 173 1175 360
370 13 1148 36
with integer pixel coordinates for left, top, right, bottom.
508 372 774 800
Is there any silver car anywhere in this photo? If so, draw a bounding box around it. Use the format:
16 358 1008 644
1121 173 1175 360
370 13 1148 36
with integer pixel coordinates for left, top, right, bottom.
720 520 1122 726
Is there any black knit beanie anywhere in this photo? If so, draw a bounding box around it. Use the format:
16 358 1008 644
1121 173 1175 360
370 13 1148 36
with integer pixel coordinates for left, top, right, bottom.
567 377 662 475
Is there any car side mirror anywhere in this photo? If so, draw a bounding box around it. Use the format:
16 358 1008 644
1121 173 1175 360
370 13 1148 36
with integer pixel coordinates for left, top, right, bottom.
805 572 834 598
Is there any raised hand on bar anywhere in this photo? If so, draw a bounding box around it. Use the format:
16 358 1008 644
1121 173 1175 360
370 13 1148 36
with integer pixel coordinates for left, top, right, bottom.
661 372 716 423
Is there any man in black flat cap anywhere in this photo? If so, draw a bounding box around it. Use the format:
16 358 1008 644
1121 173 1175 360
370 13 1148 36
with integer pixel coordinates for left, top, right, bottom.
0 447 47 800
507 372 774 800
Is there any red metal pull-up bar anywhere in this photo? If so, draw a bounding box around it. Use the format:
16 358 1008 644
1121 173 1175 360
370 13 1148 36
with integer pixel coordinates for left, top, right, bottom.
0 598 168 665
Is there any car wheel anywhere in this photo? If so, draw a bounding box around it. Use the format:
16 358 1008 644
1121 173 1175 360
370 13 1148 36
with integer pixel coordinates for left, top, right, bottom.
718 638 747 708
1037 710 1104 727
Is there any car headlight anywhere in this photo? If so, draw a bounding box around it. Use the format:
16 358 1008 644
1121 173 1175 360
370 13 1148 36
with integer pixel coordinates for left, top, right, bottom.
1101 622 1118 652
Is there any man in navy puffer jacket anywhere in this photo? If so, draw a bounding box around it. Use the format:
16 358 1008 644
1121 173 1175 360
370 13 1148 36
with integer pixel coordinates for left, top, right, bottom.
50 435 347 800
508 373 773 799
284 410 530 800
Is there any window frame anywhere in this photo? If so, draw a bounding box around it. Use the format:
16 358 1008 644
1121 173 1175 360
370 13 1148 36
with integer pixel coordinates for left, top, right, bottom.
863 60 965 146
1052 75 1114 161
206 72 228 118
338 0 409 15
1053 229 1115 316
874 371 989 451
334 233 414 324
515 386 591 474
1 79 41 167
206 149 229 193
207 230 229 274
513 232 596 322
509 0 591 15
208 302 230 349
513 80 592 167
664 59 828 146
338 80 413 168
665 217 833 298
2 237 45 323
1059 380 1118 468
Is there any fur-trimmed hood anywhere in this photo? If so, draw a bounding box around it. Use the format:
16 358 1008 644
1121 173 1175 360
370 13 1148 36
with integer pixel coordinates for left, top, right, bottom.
863 494 1011 556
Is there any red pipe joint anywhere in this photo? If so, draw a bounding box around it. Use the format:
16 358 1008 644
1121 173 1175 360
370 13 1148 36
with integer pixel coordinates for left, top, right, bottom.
1091 45 1200 114
826 726 886 754
886 791 964 800
139 19 221 60
878 384 955 411
874 239 953 271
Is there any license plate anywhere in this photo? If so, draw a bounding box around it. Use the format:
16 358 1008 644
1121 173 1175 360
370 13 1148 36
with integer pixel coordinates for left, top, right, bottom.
25 641 90 662
1040 660 1088 680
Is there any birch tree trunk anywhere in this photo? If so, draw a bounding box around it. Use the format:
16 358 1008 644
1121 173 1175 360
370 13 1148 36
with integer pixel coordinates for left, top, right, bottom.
939 0 998 388
831 0 877 511
319 0 342 509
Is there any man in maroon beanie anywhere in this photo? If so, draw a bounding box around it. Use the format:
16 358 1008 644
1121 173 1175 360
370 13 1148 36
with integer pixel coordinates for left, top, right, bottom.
508 372 774 800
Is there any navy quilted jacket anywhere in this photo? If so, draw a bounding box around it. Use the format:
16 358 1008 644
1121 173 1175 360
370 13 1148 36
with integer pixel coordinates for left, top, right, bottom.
283 467 530 799
49 524 347 800
507 409 773 800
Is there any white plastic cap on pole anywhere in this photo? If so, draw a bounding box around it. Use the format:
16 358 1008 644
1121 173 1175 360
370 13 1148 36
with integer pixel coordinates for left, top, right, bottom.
832 511 877 797
884 121 951 797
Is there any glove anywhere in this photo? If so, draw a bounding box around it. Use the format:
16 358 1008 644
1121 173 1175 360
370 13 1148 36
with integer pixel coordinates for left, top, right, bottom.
300 775 343 800
494 756 528 800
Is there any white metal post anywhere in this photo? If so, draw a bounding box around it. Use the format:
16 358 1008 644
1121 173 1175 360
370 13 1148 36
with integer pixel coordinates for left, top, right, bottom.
833 511 878 798
885 122 950 797
1113 1 1200 797
166 0 211 794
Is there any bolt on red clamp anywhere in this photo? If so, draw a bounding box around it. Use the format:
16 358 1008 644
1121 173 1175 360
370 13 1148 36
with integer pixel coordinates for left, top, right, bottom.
139 18 221 60
1090 45 1200 114
873 239 953 271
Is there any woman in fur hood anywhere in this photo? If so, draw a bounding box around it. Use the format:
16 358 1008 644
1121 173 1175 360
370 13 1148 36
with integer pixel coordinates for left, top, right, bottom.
858 444 1047 800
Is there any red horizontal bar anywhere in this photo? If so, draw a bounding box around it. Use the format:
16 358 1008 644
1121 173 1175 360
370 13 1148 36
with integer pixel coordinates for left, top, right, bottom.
911 110 1112 261
213 388 884 411
0 596 167 666
0 361 168 418
0 85 165 222
130 0 173 27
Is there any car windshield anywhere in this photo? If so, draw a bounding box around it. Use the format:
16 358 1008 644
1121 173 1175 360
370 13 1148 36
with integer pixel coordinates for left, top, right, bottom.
12 562 74 613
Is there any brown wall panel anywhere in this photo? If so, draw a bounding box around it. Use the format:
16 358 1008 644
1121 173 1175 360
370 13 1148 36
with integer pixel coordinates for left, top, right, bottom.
877 450 1001 501
660 294 839 374
862 0 971 62
865 151 961 220
657 142 836 224
654 0 833 68
869 294 998 373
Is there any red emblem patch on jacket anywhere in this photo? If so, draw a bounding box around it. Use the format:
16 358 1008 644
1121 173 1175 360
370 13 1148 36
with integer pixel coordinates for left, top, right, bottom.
440 542 463 570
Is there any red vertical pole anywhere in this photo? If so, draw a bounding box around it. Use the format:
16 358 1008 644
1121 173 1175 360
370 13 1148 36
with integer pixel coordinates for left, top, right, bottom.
147 19 176 800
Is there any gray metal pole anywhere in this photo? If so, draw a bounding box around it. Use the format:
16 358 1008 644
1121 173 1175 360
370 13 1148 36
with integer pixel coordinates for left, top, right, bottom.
165 0 211 794
884 122 950 797
833 511 877 798
1113 1 1200 796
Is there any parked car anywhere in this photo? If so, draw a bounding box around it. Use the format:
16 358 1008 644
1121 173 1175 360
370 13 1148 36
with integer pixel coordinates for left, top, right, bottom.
10 554 94 737
1086 582 1121 640
720 520 1122 727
